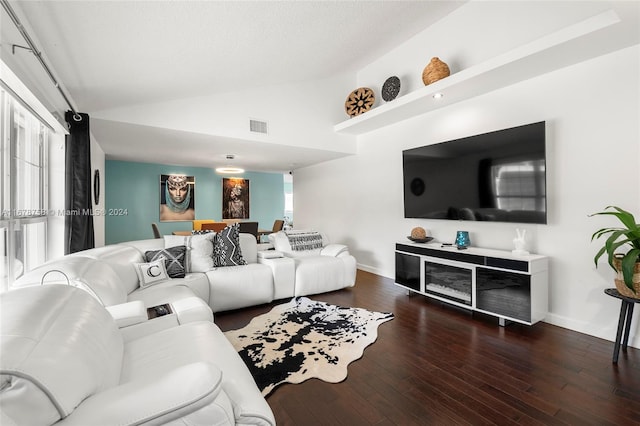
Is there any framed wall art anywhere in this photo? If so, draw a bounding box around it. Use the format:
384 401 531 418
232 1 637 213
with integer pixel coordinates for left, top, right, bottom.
159 174 195 221
222 177 249 219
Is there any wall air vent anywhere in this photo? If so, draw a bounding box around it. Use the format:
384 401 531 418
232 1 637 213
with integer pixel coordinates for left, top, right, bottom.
249 119 268 134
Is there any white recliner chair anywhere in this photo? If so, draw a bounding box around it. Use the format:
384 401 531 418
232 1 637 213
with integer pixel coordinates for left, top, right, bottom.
0 285 275 426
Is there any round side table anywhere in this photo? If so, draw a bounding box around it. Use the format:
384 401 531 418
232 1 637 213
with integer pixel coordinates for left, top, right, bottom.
604 288 639 363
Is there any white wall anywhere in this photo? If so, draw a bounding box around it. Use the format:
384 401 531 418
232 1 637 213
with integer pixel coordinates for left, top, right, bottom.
92 73 356 155
295 42 640 347
90 137 105 247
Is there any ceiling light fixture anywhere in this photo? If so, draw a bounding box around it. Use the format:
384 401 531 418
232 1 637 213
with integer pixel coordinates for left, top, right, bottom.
215 167 245 174
433 93 444 100
215 154 245 174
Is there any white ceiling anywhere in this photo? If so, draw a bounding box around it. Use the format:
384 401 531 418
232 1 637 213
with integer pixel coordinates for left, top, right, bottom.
1 0 467 172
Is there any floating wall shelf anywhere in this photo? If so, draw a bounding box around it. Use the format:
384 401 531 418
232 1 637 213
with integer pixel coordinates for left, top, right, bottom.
334 9 622 135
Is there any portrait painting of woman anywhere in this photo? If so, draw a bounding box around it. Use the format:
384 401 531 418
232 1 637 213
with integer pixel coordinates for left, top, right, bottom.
222 178 249 219
159 174 195 221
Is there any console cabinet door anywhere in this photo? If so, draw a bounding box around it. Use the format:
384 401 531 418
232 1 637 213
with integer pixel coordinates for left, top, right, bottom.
476 267 531 322
395 252 421 292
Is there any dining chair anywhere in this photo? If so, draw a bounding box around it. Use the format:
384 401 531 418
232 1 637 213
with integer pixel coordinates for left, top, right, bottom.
238 222 259 241
201 222 228 232
151 223 161 239
257 219 284 243
192 219 216 231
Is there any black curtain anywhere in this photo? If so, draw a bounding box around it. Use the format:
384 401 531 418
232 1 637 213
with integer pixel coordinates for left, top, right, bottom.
64 111 94 254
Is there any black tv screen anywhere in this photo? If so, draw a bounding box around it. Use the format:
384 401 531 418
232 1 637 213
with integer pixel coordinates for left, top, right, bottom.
403 121 547 224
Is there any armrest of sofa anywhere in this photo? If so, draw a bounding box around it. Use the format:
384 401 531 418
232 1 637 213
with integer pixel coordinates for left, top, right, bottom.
119 313 180 343
258 256 295 300
173 296 214 324
320 244 349 257
57 362 233 426
105 301 147 328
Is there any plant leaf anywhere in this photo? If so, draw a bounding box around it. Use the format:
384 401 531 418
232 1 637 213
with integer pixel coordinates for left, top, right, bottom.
593 244 607 267
604 231 627 267
592 206 639 232
591 227 622 241
620 248 640 293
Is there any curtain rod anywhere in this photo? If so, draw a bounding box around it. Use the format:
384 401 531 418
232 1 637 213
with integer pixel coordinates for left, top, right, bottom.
1 0 82 122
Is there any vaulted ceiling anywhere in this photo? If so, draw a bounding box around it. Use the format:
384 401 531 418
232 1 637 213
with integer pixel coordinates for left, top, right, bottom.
1 0 467 172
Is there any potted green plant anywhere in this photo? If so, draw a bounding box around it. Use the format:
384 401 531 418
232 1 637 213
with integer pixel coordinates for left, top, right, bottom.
591 206 640 298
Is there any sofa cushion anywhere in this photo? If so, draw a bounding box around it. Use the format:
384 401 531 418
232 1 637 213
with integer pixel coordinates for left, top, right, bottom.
205 263 273 312
68 245 145 294
119 238 165 255
213 223 246 267
60 362 234 426
144 245 187 278
164 233 215 272
133 259 169 288
67 244 145 264
0 285 123 424
293 256 356 297
12 257 128 306
238 233 258 264
121 320 274 425
127 283 198 308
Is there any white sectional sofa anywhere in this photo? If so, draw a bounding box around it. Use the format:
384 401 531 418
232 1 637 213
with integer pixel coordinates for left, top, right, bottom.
4 228 356 425
14 231 356 314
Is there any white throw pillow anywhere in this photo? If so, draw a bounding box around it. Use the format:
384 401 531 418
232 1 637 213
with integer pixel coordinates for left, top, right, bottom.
134 259 169 288
164 233 215 272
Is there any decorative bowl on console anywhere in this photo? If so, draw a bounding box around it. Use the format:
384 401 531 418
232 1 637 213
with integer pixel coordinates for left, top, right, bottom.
591 205 640 299
408 226 432 243
407 236 433 244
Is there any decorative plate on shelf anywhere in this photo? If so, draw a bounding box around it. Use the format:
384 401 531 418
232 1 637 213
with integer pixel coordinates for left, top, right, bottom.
381 76 400 102
407 236 434 243
345 87 375 117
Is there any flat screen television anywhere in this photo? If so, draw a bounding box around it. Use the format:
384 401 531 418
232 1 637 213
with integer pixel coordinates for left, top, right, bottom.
403 121 546 224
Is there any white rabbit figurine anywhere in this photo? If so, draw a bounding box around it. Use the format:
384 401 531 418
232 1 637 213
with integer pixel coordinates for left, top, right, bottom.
512 228 529 255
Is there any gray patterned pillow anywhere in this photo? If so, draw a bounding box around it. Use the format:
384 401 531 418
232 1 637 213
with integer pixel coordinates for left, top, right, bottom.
191 230 213 235
213 223 246 267
145 245 187 278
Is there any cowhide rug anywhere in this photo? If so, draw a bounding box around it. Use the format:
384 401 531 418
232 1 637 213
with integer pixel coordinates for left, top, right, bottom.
224 297 394 396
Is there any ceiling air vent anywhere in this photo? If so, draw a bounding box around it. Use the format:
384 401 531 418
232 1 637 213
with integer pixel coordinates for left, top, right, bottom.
249 119 268 134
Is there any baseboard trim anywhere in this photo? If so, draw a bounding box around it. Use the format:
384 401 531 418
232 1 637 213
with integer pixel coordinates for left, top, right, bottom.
357 263 391 279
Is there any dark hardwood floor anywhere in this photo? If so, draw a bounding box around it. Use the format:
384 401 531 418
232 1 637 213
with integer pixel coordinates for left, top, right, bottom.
214 270 640 425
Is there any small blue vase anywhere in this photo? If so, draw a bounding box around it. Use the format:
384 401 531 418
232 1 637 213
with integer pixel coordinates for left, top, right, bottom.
455 231 470 248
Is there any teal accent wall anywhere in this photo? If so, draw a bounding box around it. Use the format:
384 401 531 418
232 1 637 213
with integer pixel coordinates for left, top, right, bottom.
105 160 285 244
284 177 293 224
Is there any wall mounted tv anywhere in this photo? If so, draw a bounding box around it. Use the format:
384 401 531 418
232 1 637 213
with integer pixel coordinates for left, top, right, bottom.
403 121 546 224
